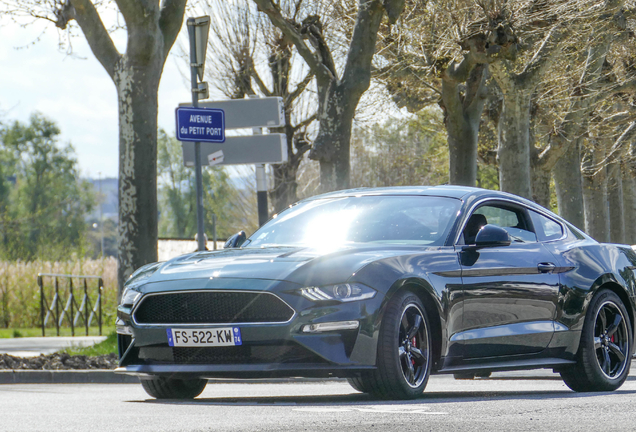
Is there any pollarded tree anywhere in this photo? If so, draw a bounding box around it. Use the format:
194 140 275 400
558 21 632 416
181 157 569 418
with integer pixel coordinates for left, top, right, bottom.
480 0 629 200
252 0 406 192
203 0 317 212
4 0 187 290
375 0 502 187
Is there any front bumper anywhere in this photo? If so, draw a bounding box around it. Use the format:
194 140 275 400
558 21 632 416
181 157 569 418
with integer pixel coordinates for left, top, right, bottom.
116 279 383 379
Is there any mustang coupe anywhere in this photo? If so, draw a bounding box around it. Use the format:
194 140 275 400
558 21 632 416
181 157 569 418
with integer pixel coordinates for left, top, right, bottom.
116 186 636 399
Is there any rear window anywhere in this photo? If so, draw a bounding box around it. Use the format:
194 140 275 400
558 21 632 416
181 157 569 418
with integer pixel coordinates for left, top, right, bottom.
530 210 564 241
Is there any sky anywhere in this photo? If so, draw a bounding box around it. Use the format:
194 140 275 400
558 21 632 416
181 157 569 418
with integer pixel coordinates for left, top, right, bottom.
0 16 191 179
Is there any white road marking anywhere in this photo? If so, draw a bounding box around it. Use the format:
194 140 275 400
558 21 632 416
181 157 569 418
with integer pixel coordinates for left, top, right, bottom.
293 405 447 415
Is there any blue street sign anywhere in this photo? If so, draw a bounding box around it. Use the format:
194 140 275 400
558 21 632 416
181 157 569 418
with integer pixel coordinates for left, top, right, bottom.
175 107 225 143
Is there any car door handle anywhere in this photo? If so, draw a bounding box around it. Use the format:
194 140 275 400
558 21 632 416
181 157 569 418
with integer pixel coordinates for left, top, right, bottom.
537 262 556 273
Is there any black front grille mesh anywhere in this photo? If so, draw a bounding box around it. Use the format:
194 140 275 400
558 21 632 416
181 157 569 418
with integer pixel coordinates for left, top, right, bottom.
133 291 294 324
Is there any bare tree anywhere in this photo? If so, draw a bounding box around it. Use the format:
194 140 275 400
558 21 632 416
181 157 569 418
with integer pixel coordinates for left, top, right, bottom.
252 0 406 192
200 0 317 212
4 0 186 290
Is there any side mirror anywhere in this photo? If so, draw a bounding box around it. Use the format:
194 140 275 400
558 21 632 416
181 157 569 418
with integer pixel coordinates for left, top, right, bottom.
224 231 246 249
473 224 511 248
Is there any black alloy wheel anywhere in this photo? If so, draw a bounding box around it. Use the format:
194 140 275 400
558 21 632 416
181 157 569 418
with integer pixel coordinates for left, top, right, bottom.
593 300 630 379
561 289 632 392
397 304 429 388
353 290 431 399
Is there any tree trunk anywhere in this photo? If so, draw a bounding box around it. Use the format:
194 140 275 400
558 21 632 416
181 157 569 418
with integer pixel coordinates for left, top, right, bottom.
442 64 487 187
530 118 551 208
61 0 186 291
607 158 625 243
553 139 585 229
497 90 533 199
271 164 298 212
270 119 303 212
621 161 636 244
114 56 161 287
582 144 610 242
531 167 551 209
313 84 357 192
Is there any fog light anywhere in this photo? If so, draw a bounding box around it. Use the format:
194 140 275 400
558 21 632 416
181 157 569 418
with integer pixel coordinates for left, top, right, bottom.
116 318 133 335
302 321 359 333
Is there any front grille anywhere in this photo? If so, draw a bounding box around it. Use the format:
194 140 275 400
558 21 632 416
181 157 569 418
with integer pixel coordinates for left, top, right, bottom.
133 291 295 325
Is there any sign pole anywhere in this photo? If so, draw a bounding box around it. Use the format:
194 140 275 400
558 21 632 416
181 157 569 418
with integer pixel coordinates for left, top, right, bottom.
249 95 269 227
187 17 207 252
256 164 268 226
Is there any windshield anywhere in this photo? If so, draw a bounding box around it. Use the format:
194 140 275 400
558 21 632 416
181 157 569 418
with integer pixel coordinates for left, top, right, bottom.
244 195 460 249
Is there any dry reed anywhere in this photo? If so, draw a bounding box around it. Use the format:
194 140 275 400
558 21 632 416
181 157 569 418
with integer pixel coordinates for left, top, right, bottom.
0 258 118 329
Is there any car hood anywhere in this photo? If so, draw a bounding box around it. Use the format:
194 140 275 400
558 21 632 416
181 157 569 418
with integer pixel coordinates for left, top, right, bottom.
148 245 439 287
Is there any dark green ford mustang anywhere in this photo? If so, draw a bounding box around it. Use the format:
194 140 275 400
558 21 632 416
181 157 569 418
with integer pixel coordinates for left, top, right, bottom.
116 186 636 399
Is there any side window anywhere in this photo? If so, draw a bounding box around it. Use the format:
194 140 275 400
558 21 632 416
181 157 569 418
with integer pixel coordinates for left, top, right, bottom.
474 206 520 228
529 210 564 241
461 204 537 244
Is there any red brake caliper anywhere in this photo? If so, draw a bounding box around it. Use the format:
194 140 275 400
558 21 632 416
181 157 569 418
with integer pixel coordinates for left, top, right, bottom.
411 337 417 365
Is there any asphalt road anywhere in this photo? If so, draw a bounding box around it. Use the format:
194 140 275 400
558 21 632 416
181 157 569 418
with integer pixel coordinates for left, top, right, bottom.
2 372 636 432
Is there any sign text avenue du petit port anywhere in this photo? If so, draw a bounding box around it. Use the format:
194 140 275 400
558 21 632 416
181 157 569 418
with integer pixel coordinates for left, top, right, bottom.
175 107 225 143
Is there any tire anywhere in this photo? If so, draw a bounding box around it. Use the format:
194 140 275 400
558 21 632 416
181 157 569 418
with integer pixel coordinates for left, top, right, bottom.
347 377 371 393
361 290 432 399
140 376 208 399
561 289 632 392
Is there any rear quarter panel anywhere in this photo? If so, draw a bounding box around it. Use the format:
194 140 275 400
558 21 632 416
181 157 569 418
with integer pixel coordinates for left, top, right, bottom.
544 239 636 334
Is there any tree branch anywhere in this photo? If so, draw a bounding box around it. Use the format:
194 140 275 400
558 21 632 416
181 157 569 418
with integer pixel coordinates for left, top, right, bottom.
295 113 317 130
159 0 186 59
341 0 386 99
69 0 120 78
286 70 314 105
517 24 566 86
607 122 636 162
250 68 273 96
113 0 146 28
252 0 334 83
609 78 636 95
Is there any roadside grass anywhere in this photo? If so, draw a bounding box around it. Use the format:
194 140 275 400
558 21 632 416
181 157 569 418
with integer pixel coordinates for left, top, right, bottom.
0 258 118 329
61 331 118 356
0 326 115 338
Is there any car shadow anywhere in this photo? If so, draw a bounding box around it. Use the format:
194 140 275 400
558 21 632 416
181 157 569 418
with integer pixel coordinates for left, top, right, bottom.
133 387 636 406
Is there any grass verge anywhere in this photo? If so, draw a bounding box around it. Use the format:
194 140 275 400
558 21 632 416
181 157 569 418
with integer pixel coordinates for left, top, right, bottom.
61 331 118 356
0 327 115 338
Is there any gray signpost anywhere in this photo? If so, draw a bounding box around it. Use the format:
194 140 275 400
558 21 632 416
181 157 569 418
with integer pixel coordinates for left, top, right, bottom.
179 96 287 227
179 23 287 234
181 134 288 166
187 16 212 252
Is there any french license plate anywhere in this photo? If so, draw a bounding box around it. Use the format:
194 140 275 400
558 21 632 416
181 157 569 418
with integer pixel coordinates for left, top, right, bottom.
166 327 242 347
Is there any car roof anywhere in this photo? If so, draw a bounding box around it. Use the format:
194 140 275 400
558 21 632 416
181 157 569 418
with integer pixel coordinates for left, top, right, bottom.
302 185 508 201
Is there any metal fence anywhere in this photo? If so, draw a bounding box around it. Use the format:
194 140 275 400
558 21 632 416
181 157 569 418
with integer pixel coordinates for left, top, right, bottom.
38 273 103 337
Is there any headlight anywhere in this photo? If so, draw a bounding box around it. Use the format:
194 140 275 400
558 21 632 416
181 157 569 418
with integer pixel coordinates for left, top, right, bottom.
300 283 376 302
120 288 141 307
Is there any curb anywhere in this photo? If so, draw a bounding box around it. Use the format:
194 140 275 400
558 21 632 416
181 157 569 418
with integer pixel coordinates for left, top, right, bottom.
0 370 139 384
0 370 349 385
